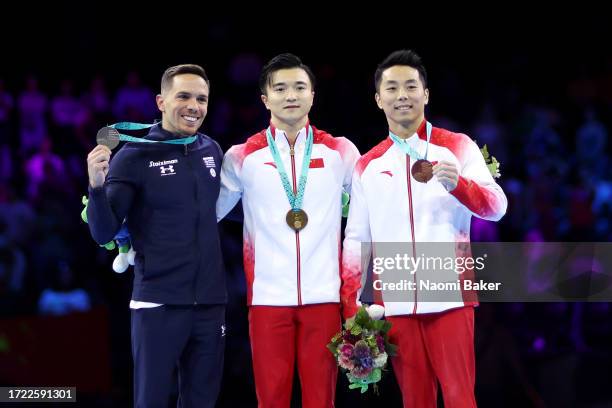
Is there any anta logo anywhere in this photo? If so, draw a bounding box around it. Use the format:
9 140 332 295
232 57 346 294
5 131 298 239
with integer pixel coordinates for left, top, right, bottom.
380 170 393 177
160 165 175 176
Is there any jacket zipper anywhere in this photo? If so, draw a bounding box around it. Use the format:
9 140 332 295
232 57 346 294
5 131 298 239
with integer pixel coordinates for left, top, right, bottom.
289 143 303 306
185 141 199 305
406 155 418 314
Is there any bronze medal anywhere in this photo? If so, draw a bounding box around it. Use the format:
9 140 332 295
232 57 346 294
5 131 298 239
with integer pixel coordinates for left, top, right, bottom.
411 159 433 183
286 209 308 232
96 126 121 150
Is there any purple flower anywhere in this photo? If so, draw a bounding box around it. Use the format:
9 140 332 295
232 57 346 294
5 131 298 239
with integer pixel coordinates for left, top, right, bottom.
351 340 375 375
351 364 373 378
339 343 354 357
353 341 371 359
342 331 360 344
376 335 385 353
360 356 373 369
338 354 355 370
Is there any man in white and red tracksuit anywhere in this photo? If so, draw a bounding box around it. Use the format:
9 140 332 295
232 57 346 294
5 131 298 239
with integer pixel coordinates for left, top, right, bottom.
341 50 508 408
217 53 360 408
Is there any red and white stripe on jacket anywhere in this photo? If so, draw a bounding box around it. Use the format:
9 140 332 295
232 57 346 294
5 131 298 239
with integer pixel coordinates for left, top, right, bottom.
341 120 507 318
217 125 360 306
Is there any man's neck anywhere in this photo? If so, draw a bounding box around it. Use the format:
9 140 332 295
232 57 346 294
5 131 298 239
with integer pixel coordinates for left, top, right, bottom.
389 117 423 139
160 121 182 138
161 118 178 136
271 116 308 145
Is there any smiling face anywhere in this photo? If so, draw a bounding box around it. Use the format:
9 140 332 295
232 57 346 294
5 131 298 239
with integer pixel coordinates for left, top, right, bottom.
375 65 429 135
261 68 314 128
156 73 209 136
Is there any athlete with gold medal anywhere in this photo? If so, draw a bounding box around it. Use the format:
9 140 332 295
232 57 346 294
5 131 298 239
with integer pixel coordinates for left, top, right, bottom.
217 53 360 408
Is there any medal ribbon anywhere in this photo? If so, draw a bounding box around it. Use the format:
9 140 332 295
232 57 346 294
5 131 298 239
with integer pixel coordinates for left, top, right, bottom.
388 121 432 160
109 122 196 145
265 125 313 211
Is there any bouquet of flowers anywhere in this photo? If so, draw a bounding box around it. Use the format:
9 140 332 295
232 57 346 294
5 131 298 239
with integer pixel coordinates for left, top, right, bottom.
327 306 397 393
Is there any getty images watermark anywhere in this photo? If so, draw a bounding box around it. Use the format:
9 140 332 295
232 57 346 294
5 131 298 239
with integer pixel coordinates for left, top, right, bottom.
359 242 612 302
372 252 501 292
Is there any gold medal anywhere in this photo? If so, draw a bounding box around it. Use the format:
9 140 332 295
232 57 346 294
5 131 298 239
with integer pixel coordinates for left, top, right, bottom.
286 209 308 232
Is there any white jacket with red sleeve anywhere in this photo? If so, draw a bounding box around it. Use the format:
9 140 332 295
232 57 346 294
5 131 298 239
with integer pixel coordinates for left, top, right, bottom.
217 125 360 307
341 119 507 318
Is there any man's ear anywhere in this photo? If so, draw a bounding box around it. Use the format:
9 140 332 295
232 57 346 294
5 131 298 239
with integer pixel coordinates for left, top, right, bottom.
424 88 429 106
375 93 383 110
260 94 270 111
156 94 164 113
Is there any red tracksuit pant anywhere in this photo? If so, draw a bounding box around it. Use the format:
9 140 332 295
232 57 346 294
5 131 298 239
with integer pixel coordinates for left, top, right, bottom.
388 306 477 408
248 303 341 408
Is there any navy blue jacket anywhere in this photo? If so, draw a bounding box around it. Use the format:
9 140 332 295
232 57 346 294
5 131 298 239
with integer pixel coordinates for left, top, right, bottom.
87 124 226 305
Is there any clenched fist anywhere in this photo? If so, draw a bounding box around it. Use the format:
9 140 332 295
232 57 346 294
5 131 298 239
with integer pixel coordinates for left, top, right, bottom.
433 160 459 191
87 145 112 188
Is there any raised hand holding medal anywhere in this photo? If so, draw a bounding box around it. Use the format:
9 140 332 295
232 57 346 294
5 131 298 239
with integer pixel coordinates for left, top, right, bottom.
389 121 459 190
90 122 198 188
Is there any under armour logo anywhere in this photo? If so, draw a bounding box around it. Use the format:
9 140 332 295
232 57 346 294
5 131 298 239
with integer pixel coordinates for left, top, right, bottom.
160 165 175 175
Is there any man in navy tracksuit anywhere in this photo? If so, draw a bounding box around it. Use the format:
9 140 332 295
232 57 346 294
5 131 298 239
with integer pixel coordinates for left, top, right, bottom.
86 64 226 408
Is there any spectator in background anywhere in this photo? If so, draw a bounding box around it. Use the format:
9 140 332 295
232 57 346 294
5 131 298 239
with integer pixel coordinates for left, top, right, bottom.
0 79 14 145
0 79 14 183
0 185 35 248
113 71 156 122
0 218 27 316
24 137 71 201
82 75 111 121
75 76 113 156
18 75 47 156
38 259 91 316
472 102 508 167
576 107 608 181
51 79 89 157
208 53 267 146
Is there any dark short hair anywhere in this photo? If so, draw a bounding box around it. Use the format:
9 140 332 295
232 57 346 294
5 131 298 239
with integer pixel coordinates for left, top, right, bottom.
259 53 316 95
161 64 209 93
374 50 427 91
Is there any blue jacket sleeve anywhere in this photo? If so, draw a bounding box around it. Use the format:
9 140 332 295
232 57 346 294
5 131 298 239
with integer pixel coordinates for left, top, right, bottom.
86 148 138 245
